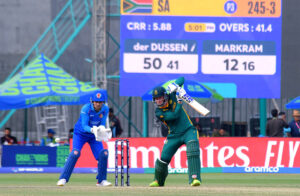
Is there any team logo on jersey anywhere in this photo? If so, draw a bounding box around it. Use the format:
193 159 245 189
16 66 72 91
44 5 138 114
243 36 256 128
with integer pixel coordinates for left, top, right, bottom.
169 100 172 104
99 114 103 118
96 93 101 98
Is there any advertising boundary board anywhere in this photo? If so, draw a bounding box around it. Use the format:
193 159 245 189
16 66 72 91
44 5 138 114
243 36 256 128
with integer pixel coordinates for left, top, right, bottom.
1 145 69 167
1 137 300 173
73 137 300 169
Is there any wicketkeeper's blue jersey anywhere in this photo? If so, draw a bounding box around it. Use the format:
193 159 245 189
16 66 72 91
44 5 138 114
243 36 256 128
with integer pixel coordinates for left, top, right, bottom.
74 103 109 136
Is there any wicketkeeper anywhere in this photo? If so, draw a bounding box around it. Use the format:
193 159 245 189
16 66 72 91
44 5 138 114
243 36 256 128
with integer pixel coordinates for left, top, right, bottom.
57 89 112 187
149 77 202 187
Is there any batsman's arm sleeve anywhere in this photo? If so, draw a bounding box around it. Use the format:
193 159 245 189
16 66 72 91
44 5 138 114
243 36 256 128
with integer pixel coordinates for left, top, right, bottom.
162 102 182 121
80 105 93 133
175 77 184 87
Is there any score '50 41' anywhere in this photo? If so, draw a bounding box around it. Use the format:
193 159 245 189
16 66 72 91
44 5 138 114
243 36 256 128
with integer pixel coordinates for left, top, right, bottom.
224 59 255 71
144 57 178 70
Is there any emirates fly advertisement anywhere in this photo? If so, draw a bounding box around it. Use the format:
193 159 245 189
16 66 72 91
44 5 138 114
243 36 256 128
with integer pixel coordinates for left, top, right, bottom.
74 138 300 173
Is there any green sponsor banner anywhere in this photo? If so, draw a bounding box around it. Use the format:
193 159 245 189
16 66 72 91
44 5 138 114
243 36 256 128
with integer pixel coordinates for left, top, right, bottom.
56 146 69 167
16 154 48 165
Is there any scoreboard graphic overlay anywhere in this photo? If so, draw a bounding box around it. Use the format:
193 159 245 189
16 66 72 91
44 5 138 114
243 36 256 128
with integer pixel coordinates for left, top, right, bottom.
120 0 282 98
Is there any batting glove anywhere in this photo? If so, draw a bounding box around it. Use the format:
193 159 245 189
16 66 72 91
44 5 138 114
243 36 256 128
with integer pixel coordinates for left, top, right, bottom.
176 87 186 98
167 82 178 94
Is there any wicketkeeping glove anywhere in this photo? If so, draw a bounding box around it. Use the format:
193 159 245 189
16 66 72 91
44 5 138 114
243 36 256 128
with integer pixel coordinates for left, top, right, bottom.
91 126 98 134
91 126 100 138
96 125 112 142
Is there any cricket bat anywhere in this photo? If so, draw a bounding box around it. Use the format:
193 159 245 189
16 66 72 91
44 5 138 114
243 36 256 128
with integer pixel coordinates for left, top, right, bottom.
180 92 210 116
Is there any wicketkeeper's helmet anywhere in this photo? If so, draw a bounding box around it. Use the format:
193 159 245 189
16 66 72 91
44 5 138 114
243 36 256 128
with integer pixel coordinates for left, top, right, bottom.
91 89 106 102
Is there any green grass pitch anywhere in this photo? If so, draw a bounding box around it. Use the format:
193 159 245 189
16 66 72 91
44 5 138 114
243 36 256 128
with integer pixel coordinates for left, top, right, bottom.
0 173 299 196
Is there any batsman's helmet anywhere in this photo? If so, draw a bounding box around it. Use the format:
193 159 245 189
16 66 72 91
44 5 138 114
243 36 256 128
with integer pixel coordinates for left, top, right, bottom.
152 86 166 99
91 89 107 102
152 86 168 107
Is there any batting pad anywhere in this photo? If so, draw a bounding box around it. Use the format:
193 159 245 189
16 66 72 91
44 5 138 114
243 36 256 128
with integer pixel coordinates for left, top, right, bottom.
186 140 201 184
154 159 168 186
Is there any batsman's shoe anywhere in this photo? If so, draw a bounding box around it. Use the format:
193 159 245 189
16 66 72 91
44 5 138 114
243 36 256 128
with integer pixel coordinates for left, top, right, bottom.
57 179 67 186
149 180 160 187
190 179 201 187
96 180 112 187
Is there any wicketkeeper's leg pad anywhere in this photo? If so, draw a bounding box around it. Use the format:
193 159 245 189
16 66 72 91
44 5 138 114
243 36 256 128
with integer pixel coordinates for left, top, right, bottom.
154 159 169 186
97 149 108 183
59 149 81 182
186 140 201 184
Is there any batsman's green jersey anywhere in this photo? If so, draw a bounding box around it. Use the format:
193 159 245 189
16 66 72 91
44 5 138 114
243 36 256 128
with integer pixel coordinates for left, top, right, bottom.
155 95 194 137
153 77 201 185
155 77 194 138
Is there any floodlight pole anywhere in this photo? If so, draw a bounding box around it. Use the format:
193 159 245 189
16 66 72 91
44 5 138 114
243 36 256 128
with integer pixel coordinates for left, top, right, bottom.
92 0 107 89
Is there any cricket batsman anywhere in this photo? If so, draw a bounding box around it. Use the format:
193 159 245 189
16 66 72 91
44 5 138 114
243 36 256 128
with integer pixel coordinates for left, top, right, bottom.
57 89 112 187
149 77 202 187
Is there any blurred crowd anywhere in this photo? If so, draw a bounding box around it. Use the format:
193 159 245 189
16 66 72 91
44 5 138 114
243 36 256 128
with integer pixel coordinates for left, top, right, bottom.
1 109 299 146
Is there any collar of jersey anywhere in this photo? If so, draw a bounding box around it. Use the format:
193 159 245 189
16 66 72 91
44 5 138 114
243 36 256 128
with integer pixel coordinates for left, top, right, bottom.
159 102 169 109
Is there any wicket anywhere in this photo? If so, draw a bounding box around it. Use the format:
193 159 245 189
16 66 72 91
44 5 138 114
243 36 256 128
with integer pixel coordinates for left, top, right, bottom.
115 139 130 186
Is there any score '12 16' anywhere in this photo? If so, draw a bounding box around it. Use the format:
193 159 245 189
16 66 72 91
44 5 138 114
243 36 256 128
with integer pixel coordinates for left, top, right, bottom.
224 59 255 71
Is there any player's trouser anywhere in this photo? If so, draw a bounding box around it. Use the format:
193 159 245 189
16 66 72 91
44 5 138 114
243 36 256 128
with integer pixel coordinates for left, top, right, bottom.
59 132 108 183
158 127 201 184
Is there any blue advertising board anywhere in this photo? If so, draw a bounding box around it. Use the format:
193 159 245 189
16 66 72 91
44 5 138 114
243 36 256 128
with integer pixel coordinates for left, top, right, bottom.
1 145 69 167
120 0 282 98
